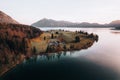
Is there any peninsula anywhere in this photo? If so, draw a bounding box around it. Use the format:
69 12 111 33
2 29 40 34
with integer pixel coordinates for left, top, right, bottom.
30 30 98 54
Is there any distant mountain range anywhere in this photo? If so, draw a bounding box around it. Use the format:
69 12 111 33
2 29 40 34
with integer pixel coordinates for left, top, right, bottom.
0 11 19 24
1 10 120 28
32 18 120 28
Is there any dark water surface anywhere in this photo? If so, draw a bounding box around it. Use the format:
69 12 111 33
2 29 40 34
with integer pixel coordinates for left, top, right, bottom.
1 28 120 80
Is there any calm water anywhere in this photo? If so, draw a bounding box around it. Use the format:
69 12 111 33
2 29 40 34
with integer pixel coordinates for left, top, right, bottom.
1 28 120 80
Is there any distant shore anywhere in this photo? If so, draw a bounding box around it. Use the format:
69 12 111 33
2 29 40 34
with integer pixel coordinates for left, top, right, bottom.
34 26 111 28
115 27 120 30
111 27 120 30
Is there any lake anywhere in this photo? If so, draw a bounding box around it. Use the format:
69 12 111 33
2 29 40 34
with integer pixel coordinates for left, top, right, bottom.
1 28 120 80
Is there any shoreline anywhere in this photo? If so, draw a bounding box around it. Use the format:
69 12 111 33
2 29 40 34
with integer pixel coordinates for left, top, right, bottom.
0 30 98 77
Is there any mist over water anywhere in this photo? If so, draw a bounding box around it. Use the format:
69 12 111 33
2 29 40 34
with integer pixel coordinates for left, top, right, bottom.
1 28 120 80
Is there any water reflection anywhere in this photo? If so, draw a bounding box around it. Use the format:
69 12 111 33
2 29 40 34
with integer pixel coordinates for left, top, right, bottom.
2 57 119 80
24 51 79 63
25 51 68 62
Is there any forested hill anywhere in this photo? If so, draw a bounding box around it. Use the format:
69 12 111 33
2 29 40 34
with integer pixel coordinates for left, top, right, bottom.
0 23 43 76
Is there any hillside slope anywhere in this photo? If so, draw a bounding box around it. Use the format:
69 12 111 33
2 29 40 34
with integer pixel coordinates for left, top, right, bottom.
0 23 43 76
0 10 43 76
0 11 19 24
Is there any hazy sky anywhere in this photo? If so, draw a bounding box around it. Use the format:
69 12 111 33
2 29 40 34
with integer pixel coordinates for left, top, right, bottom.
0 0 120 25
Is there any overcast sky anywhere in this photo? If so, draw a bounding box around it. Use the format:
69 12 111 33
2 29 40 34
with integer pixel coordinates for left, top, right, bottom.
0 0 120 25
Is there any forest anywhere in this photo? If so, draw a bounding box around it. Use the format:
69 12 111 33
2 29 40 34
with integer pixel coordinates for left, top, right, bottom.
0 23 42 75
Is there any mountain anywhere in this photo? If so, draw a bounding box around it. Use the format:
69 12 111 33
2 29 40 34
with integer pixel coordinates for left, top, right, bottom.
31 18 107 27
32 18 74 27
0 11 19 24
110 20 120 25
32 18 120 28
109 20 120 27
